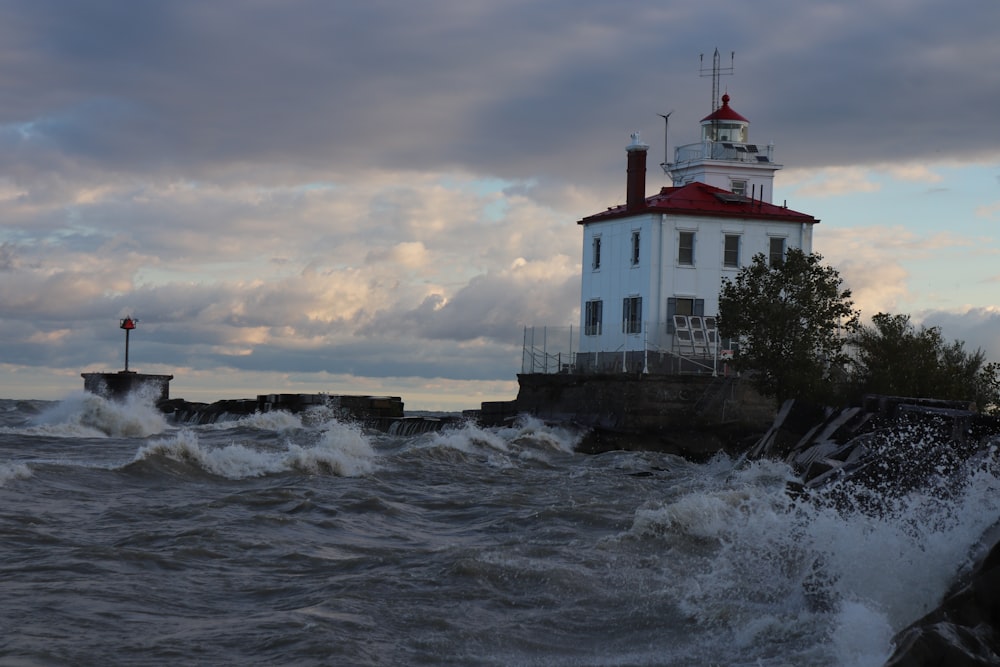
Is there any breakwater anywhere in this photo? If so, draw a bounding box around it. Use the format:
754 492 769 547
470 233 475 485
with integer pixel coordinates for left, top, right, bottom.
157 393 462 435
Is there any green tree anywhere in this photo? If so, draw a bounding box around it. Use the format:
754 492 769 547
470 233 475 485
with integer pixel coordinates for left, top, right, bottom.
850 312 1000 412
718 248 860 404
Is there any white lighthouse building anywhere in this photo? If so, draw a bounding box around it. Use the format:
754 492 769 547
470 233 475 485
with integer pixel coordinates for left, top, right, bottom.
576 92 818 373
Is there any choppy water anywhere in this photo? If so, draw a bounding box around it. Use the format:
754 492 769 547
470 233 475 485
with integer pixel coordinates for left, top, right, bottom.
2 393 1000 666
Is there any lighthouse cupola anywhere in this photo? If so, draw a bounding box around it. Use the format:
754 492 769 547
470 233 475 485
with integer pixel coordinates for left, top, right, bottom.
668 89 781 202
700 93 749 143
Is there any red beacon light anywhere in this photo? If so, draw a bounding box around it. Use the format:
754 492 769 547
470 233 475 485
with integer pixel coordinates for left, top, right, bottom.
119 316 139 371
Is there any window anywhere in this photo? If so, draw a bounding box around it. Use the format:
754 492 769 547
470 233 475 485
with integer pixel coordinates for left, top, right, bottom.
769 237 786 266
730 180 747 197
724 235 740 268
678 231 695 265
666 297 704 333
622 296 642 335
592 236 602 270
584 300 603 336
630 231 640 266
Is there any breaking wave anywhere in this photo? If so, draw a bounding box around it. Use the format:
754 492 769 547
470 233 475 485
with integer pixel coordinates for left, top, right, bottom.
414 415 583 462
200 409 307 432
19 391 168 438
624 454 1000 665
132 419 377 479
0 462 32 487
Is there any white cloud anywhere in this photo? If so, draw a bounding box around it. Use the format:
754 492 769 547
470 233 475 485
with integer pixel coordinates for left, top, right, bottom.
783 167 882 198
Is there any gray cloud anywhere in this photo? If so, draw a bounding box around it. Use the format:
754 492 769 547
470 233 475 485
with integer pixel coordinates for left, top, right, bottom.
2 0 999 403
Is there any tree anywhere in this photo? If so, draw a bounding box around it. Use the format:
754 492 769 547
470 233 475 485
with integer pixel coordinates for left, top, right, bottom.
849 312 1000 412
718 248 859 404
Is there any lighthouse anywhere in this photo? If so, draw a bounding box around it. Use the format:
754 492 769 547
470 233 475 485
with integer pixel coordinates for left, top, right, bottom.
667 92 782 205
575 80 818 374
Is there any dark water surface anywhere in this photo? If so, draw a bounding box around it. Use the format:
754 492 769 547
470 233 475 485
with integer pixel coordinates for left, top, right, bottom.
3 394 1000 666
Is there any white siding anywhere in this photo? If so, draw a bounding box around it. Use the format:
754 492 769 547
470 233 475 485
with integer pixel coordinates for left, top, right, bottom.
580 212 813 355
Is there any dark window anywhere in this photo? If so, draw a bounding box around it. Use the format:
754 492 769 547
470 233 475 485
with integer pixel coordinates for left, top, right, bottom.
622 296 642 334
667 297 705 333
678 231 695 265
769 237 786 266
592 236 602 269
724 235 740 268
631 231 640 266
584 300 603 336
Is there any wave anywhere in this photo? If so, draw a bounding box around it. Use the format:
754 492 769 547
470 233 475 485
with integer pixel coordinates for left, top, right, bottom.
130 419 377 479
624 452 1000 665
0 462 32 487
16 391 169 438
198 409 307 432
410 415 583 464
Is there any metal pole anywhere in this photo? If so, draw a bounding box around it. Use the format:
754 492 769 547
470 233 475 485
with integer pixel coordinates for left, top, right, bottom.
543 327 548 374
713 332 718 377
569 325 573 372
521 324 528 373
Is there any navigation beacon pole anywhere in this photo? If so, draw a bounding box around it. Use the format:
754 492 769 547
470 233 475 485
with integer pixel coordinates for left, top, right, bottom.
120 316 137 373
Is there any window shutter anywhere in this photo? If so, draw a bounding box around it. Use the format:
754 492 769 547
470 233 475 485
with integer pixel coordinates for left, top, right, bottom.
694 299 705 316
667 297 677 333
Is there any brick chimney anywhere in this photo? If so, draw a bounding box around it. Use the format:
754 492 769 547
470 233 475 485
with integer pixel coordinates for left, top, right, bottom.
626 132 648 211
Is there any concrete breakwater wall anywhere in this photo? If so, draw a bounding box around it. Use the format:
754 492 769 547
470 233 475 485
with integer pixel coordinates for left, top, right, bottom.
158 393 459 434
83 371 174 403
480 373 777 457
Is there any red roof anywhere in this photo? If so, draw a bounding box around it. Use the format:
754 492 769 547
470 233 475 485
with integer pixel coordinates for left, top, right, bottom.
578 181 819 225
701 93 749 123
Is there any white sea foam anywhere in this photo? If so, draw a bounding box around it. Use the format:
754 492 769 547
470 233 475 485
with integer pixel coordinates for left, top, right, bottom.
134 419 377 479
425 420 511 455
24 391 168 438
0 462 32 487
201 409 306 432
418 416 582 465
496 415 583 454
624 453 1000 666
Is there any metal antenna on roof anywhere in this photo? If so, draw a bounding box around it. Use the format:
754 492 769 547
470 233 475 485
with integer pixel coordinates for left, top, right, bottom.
658 110 673 174
699 48 735 113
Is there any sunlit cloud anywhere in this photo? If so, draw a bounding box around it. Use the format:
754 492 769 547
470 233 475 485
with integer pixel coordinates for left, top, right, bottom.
783 167 882 198
975 201 1000 220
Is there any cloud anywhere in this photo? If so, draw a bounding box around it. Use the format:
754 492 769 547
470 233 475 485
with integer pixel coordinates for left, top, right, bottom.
783 167 882 198
3 0 1000 406
816 225 978 317
976 202 1000 220
918 306 1000 362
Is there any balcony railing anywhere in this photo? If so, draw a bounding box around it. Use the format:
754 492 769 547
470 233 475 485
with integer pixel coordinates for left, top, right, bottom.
521 320 739 377
673 141 775 166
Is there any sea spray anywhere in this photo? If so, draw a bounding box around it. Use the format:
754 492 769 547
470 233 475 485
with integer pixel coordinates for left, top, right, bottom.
133 418 377 479
497 415 584 454
417 416 583 464
201 409 306 432
0 462 32 487
29 391 168 438
618 449 1000 665
288 418 377 476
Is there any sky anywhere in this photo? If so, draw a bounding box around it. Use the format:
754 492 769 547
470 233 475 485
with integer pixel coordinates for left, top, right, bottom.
1 0 999 410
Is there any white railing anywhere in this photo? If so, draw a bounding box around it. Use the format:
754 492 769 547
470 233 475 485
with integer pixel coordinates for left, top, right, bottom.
673 141 775 165
522 319 739 376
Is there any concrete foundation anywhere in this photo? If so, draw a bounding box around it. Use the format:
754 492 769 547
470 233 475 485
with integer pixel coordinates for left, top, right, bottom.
480 372 776 457
82 371 173 403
